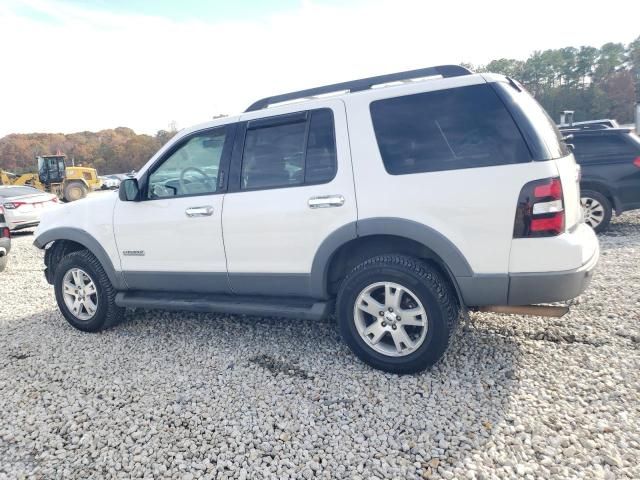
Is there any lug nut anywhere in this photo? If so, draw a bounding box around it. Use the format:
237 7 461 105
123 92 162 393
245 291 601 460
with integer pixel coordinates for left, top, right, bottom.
379 311 384 316
392 325 397 330
388 307 393 312
381 322 387 327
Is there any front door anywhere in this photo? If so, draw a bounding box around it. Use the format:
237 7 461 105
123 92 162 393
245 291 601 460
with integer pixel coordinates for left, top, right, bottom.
113 125 234 293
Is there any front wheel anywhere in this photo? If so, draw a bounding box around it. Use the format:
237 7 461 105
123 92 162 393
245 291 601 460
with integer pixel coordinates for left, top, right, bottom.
337 255 459 374
581 190 612 233
54 250 124 332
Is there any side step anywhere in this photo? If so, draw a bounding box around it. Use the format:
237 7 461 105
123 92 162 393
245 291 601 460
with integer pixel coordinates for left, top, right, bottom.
115 291 333 321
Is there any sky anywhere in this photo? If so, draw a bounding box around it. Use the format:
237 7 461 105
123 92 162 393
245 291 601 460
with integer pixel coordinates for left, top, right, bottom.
0 0 638 138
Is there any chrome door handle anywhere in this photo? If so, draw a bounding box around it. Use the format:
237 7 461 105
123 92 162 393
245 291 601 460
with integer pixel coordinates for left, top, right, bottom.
308 195 345 209
185 205 214 217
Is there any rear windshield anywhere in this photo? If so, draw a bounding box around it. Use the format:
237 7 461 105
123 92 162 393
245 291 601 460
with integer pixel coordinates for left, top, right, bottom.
0 186 41 198
370 84 532 175
493 80 570 160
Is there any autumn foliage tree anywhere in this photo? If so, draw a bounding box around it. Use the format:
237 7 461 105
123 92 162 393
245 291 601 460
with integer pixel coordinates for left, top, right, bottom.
0 128 174 174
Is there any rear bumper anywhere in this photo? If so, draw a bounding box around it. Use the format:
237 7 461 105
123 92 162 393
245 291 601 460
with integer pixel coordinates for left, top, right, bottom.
457 224 599 306
507 246 598 305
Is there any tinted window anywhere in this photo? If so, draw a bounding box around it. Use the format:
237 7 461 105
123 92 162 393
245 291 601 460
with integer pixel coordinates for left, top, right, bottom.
148 129 226 199
305 109 337 184
497 82 570 159
241 109 337 190
0 186 41 198
572 134 638 164
370 84 531 175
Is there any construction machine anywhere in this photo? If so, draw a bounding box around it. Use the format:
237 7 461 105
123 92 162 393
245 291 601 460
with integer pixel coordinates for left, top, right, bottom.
0 155 101 202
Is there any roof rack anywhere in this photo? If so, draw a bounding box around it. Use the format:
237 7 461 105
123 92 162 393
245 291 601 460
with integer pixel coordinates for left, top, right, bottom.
245 64 472 112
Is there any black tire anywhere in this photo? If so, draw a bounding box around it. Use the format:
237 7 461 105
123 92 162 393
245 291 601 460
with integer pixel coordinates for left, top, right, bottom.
0 255 7 273
336 255 459 374
63 182 88 202
53 250 124 332
581 189 612 234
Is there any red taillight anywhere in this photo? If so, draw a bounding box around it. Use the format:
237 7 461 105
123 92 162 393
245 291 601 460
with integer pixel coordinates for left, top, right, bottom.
1 227 9 238
3 201 25 209
634 156 640 168
513 177 565 238
530 214 565 235
533 178 562 199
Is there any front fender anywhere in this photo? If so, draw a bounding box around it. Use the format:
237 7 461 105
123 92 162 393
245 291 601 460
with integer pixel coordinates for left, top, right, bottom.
34 227 126 290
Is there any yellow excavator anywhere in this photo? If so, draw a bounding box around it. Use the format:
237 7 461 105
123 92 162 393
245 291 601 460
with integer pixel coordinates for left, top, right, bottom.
0 154 101 202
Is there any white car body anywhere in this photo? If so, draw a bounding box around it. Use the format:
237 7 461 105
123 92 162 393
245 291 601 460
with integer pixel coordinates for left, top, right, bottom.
33 65 599 371
0 186 60 231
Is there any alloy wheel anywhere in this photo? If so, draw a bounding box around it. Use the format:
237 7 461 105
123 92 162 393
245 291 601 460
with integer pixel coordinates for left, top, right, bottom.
62 268 99 321
581 196 605 229
353 281 428 357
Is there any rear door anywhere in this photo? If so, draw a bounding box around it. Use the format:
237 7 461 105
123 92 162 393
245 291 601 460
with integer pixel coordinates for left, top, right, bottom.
222 100 356 297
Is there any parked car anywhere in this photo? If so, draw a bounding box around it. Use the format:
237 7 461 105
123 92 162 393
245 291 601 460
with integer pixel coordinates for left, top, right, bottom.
560 125 640 233
34 65 599 373
0 212 10 272
99 175 121 190
0 185 60 231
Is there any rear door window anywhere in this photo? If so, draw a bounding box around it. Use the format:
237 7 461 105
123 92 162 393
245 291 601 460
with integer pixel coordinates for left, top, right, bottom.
370 84 531 175
240 108 337 190
572 134 639 164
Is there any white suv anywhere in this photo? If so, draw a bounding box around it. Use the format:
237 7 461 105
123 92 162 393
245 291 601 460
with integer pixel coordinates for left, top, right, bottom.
34 65 599 373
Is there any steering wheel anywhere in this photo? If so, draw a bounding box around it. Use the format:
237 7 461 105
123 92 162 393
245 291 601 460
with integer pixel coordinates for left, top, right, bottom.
179 167 215 194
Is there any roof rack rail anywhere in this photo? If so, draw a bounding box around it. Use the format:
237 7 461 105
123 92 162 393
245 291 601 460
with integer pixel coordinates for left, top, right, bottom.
245 64 472 112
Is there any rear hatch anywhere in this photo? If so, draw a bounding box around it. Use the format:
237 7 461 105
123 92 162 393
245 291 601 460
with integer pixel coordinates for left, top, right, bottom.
489 77 582 231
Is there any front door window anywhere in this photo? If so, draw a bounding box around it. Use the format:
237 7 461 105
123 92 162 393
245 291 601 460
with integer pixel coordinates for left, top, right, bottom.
148 129 226 199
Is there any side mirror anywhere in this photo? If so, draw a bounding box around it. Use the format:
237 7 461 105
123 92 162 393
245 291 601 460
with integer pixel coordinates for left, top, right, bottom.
119 178 140 201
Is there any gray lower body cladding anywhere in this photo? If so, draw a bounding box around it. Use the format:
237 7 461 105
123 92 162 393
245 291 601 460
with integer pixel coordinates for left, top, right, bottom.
457 249 599 306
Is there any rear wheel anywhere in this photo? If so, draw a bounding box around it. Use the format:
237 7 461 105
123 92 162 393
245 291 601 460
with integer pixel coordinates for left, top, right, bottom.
337 255 459 374
63 181 88 202
581 190 612 233
54 250 124 332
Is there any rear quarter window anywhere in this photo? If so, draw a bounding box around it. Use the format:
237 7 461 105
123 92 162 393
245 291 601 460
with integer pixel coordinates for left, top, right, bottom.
492 81 570 160
370 83 532 175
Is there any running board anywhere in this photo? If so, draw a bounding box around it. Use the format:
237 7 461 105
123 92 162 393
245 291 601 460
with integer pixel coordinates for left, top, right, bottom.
477 305 569 318
115 291 333 321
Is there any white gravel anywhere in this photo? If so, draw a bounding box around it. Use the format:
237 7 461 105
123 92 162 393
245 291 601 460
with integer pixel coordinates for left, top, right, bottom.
1 213 639 479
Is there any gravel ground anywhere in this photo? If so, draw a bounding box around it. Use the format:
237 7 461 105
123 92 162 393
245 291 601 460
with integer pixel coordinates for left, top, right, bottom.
1 213 639 479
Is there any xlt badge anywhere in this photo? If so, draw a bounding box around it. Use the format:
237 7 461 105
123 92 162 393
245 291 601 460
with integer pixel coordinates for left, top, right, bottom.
123 250 145 256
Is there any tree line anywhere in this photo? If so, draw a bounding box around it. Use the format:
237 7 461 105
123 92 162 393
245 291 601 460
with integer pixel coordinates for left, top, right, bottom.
0 127 176 175
465 36 640 124
1 36 639 175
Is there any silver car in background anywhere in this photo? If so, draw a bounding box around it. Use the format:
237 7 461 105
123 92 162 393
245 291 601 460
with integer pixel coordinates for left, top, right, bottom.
0 186 60 231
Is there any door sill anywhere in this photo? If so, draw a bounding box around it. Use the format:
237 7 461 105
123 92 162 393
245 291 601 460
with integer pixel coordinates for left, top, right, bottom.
115 291 333 321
